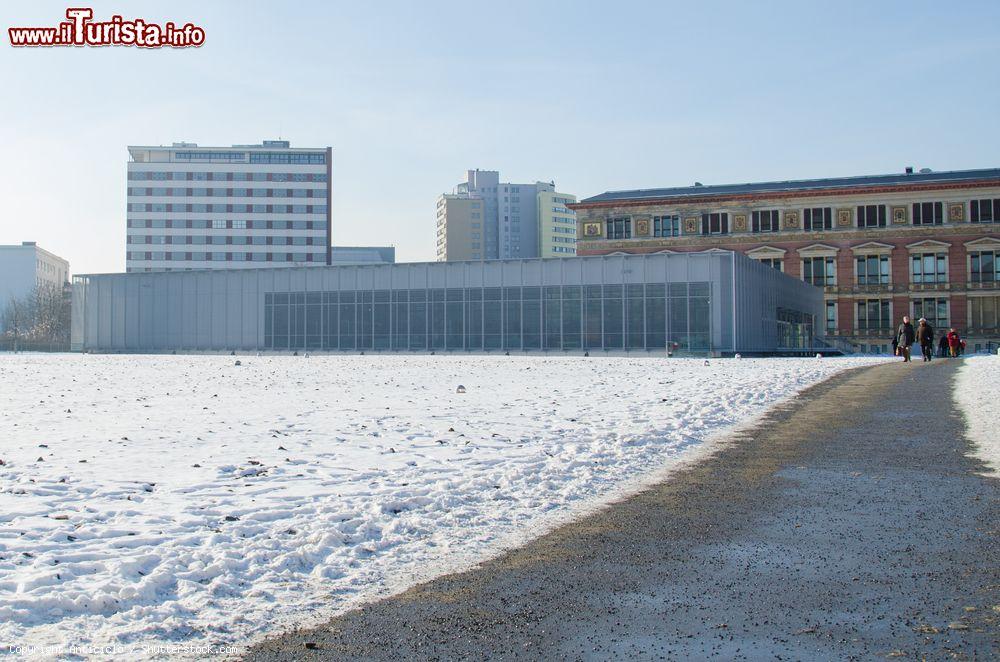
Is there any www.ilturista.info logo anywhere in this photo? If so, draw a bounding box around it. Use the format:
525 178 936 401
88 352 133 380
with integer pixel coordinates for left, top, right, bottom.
8 8 205 48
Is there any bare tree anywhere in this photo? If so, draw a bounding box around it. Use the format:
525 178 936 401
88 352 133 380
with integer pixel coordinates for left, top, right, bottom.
1 294 28 351
1 283 71 350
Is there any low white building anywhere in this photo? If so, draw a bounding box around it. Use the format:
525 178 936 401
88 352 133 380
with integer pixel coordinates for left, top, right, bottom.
72 251 824 355
0 241 70 304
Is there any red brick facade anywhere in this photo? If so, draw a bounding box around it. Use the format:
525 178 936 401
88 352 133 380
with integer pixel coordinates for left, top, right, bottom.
571 180 1000 351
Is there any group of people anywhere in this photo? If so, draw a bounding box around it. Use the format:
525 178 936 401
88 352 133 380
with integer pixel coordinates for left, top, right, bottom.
892 316 965 362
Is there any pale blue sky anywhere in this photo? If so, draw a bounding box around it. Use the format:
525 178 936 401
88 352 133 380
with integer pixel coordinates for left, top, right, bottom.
1 0 998 274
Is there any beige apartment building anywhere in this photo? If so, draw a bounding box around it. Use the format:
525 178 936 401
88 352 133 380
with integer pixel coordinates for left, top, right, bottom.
436 194 483 262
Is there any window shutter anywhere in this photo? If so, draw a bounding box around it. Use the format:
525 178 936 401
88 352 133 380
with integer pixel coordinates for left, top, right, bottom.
701 215 709 235
721 214 729 235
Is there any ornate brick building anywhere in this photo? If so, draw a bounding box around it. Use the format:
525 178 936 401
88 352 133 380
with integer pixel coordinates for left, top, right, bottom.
570 168 1000 352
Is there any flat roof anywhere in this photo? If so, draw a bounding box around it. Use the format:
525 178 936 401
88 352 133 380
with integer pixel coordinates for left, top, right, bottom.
580 167 1000 204
127 143 327 152
76 251 738 279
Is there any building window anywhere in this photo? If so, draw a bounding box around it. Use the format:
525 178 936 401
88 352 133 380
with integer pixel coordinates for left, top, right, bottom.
911 253 947 283
758 258 783 271
856 299 891 330
804 207 832 231
912 202 943 225
606 217 631 239
856 255 889 285
912 297 949 328
970 250 998 282
825 301 836 332
212 219 226 229
971 199 1000 223
701 212 729 235
802 256 835 286
751 210 779 233
970 296 1000 330
856 204 887 228
653 215 680 237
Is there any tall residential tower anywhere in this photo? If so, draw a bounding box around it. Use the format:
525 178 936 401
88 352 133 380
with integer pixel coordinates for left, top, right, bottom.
126 141 331 272
436 170 576 261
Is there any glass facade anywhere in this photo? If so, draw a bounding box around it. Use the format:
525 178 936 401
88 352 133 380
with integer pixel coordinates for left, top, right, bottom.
777 308 815 349
263 282 712 353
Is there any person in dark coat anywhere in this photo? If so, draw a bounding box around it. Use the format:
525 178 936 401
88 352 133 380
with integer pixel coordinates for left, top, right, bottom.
896 315 915 362
915 318 935 362
891 334 899 357
938 332 949 358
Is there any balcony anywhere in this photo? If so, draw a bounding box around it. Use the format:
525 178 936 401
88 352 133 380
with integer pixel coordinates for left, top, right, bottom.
836 283 893 295
908 282 950 293
847 327 896 338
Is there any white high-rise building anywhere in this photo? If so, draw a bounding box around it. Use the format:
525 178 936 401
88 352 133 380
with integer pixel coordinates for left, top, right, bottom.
126 140 331 272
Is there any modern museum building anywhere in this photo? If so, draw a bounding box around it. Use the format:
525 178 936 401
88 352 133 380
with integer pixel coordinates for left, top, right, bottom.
71 252 824 355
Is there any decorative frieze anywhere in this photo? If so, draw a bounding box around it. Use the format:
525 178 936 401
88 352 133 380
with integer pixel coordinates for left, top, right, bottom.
634 217 650 237
782 210 800 230
891 206 908 224
733 213 747 232
949 203 965 222
684 217 699 234
837 208 853 227
582 222 603 239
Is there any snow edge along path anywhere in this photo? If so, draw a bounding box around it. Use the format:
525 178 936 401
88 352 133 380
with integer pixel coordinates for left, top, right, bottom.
955 355 1000 475
240 356 889 653
0 355 890 659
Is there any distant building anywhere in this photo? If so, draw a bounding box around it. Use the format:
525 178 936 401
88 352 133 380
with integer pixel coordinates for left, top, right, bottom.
436 170 576 261
0 241 70 304
571 167 1000 353
330 246 395 265
436 193 484 262
126 140 331 272
537 190 578 258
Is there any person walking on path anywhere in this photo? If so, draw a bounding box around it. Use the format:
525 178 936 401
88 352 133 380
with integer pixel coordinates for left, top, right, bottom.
938 332 949 358
947 328 961 358
916 318 935 362
896 315 915 362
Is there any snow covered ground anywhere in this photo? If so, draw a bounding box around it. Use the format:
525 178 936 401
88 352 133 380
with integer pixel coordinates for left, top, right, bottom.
955 354 1000 475
0 353 887 657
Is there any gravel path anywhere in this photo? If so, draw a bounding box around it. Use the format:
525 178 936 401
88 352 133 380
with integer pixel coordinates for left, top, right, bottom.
246 360 999 660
